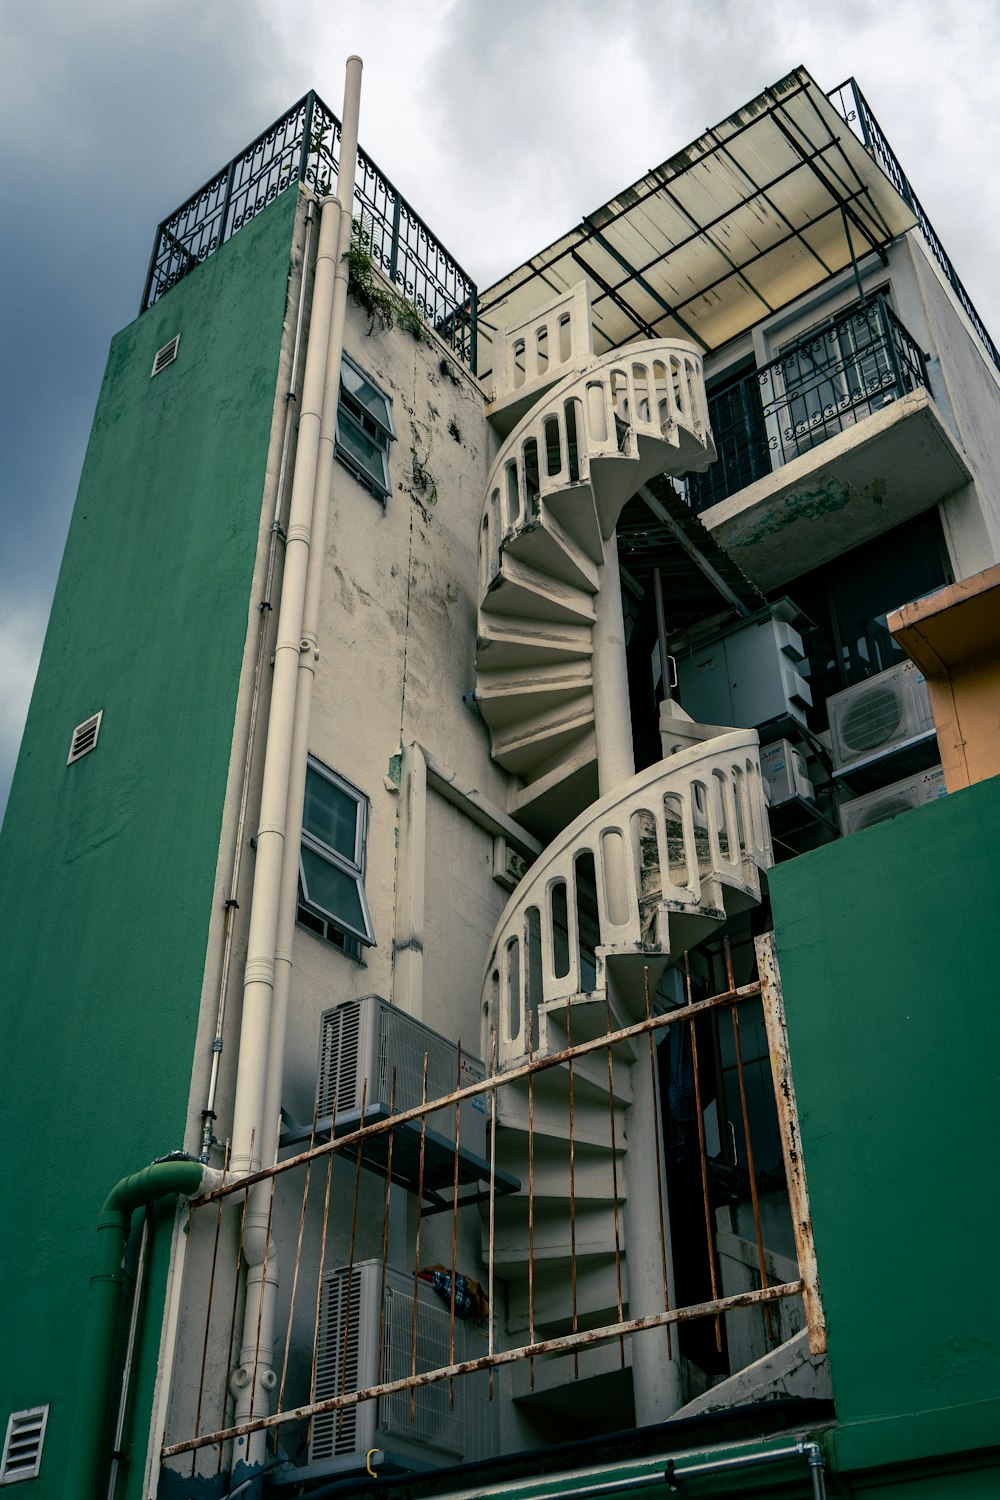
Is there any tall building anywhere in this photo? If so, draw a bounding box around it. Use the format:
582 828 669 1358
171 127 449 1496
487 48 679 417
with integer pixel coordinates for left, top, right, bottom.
2 61 998 1500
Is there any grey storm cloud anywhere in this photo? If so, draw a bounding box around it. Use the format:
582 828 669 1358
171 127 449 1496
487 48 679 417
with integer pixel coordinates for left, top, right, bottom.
1 0 999 818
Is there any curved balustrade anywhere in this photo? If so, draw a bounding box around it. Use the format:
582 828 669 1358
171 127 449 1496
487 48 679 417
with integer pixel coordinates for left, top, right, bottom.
482 731 771 1067
479 340 711 595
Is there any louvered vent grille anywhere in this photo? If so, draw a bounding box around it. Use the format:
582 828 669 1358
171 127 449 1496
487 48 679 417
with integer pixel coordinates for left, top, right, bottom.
67 710 103 765
151 334 180 377
1 1406 49 1485
317 1002 361 1116
312 1270 363 1459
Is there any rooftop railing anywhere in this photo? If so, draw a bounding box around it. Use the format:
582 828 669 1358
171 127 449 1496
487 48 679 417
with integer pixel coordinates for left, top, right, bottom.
684 293 928 514
828 77 1000 375
140 91 478 367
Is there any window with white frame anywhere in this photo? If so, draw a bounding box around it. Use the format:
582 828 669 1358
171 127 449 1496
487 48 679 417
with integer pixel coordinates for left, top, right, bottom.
297 757 375 955
335 354 394 501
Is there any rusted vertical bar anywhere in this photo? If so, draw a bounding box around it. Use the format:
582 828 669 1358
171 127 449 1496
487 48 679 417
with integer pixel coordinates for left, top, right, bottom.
448 1045 462 1411
278 1107 320 1411
488 1027 498 1402
725 939 774 1346
684 954 722 1353
192 1143 230 1473
643 967 673 1358
307 1100 336 1452
376 1068 397 1429
338 1081 368 1436
410 1055 429 1422
566 996 579 1379
755 932 827 1354
603 987 625 1368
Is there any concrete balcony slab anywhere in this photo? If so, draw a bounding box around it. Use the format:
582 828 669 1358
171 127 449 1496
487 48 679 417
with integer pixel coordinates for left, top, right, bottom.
700 389 970 591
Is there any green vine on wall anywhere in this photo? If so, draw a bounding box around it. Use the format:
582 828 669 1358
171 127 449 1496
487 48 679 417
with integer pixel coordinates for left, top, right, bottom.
409 419 438 511
347 221 433 344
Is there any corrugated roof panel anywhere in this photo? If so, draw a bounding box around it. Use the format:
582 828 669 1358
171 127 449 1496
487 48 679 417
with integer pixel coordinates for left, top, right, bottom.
476 67 916 379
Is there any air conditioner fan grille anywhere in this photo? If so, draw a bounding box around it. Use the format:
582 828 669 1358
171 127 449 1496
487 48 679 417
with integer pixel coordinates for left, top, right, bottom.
838 681 904 753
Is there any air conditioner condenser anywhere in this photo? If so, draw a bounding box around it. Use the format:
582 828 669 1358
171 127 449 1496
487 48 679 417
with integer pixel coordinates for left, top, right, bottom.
839 765 946 836
310 1260 491 1474
828 661 934 773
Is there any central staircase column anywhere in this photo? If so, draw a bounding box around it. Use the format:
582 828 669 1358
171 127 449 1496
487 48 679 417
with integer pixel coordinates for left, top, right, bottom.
592 533 635 796
625 1023 684 1422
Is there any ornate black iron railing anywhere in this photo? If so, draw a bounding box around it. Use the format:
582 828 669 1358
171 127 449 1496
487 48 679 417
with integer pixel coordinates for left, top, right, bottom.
140 92 478 367
685 294 928 513
828 77 1000 374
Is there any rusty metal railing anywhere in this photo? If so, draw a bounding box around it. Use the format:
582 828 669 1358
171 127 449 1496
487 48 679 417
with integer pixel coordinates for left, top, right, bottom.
160 931 824 1472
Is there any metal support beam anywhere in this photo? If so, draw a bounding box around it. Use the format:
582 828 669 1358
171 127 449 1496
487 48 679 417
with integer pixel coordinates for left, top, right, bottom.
638 486 751 617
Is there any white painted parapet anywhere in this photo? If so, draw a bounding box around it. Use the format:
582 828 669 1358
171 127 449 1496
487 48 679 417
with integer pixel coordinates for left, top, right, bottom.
493 282 593 404
482 730 771 1069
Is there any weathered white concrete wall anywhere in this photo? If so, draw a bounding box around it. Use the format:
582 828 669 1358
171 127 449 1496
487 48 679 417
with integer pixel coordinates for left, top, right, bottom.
162 196 524 1474
892 233 1000 573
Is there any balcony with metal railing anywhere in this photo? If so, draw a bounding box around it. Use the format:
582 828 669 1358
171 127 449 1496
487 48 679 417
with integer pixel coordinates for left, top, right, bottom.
683 294 970 592
140 91 478 367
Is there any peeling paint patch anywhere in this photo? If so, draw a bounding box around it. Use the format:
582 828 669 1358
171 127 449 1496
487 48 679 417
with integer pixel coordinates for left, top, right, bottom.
731 476 852 546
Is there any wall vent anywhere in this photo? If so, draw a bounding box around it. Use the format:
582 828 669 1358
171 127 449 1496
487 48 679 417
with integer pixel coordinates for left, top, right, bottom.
1 1407 49 1485
68 710 103 765
151 334 180 377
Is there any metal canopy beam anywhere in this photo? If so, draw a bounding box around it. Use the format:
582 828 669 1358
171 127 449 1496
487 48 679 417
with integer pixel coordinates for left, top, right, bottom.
636 485 752 617
476 67 916 374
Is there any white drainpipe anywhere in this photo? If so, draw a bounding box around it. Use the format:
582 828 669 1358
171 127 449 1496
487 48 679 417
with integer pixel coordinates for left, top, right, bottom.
227 56 363 1481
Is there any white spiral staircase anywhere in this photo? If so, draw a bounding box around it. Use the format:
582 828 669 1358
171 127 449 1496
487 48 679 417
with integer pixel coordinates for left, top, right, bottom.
474 290 774 1423
477 326 716 832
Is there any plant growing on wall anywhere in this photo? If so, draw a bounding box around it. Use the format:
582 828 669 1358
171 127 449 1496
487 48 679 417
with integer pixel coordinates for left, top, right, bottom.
347 221 433 343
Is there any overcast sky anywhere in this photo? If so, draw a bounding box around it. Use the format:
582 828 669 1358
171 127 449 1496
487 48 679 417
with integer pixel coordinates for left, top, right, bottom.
2 0 999 820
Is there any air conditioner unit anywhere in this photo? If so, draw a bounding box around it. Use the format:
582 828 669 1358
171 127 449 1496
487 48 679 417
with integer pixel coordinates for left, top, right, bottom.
676 601 812 731
317 997 487 1161
759 739 814 807
828 660 934 773
839 766 946 836
310 1260 491 1473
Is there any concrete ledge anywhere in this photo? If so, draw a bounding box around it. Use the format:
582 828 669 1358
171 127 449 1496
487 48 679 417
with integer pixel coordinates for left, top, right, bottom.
701 389 970 590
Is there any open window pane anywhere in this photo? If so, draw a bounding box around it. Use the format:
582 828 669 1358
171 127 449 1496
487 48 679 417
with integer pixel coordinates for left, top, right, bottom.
340 360 393 433
304 767 360 860
300 843 374 945
336 355 393 500
299 758 376 949
335 412 390 497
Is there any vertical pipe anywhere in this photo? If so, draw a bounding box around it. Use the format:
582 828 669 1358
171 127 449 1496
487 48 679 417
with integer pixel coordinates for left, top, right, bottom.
226 54 363 1489
592 533 634 789
625 969 681 1423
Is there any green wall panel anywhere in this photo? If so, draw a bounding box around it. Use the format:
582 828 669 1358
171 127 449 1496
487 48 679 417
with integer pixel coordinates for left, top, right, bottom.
0 188 299 1497
770 775 1000 1474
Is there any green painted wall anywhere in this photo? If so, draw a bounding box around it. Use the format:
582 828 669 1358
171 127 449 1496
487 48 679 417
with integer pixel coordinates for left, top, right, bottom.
770 775 1000 1481
0 189 300 1498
